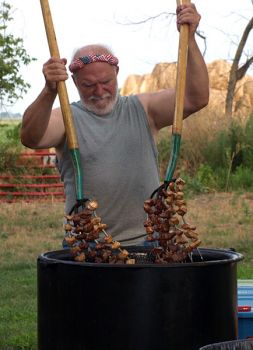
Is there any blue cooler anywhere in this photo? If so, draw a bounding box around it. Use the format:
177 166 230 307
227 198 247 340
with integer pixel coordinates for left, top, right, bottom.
238 280 253 339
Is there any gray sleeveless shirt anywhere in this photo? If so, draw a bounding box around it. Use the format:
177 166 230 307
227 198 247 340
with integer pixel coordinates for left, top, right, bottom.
57 95 160 245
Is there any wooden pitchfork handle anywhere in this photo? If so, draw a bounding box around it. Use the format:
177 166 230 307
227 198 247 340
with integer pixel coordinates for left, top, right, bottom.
174 0 190 135
40 0 84 202
40 0 78 150
164 0 190 183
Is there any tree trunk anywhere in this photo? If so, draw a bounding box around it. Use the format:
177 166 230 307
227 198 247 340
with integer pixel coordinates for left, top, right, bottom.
225 16 253 118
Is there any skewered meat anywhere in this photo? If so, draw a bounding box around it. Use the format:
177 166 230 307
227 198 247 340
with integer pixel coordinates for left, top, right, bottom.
64 178 201 264
143 178 201 263
64 199 132 264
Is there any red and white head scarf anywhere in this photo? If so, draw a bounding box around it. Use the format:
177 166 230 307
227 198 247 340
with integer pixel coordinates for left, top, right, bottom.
69 54 119 73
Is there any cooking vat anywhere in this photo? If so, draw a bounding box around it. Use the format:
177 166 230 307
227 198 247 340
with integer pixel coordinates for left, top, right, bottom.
37 247 243 350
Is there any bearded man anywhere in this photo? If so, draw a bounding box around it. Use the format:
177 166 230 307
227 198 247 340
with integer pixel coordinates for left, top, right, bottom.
21 3 209 245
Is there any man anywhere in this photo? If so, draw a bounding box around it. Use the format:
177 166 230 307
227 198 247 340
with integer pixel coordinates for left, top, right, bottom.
21 3 209 245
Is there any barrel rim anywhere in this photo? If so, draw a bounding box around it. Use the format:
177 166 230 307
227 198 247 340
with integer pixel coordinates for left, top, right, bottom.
37 247 244 268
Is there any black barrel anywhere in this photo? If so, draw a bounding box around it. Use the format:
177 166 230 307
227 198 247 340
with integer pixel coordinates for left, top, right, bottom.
199 339 253 349
37 247 243 350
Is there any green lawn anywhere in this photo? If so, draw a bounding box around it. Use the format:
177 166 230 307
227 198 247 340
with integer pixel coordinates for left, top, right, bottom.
0 195 253 349
0 264 37 349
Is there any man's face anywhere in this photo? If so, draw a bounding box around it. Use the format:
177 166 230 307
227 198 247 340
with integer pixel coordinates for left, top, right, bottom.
73 62 119 116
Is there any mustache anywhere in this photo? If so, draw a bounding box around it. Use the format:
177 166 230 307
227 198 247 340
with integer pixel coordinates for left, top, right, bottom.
88 93 111 101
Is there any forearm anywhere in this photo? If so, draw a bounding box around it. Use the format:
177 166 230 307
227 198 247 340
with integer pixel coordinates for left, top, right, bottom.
21 86 58 148
184 36 209 115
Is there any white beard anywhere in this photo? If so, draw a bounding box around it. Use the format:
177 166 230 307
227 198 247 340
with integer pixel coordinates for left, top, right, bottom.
79 86 119 116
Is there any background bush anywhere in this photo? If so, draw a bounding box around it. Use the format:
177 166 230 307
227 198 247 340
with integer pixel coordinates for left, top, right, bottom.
157 113 253 193
0 122 23 174
0 121 56 177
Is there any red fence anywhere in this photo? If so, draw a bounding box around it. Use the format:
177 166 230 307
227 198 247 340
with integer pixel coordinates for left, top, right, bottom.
0 151 65 202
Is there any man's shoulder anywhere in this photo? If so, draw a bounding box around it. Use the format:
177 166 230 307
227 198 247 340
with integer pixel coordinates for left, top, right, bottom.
119 93 142 107
70 100 82 109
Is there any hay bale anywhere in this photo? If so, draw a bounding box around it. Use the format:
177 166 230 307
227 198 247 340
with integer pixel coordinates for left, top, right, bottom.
120 59 253 118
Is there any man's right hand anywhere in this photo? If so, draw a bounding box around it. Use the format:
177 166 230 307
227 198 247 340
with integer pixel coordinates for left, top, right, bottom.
42 57 68 92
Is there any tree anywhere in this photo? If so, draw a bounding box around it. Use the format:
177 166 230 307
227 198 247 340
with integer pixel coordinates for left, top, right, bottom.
225 14 253 118
0 1 36 107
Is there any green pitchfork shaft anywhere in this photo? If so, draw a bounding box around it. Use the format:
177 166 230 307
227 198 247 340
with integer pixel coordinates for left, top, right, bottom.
40 0 84 201
165 134 181 182
164 0 190 182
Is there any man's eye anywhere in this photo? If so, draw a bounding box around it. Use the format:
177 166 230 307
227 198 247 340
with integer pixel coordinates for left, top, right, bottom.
82 82 94 88
82 80 111 88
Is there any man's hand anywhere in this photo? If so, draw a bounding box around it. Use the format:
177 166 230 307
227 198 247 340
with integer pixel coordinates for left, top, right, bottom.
176 3 200 36
42 57 68 92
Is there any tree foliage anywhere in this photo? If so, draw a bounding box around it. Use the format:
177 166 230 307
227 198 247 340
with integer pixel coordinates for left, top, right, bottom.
0 1 36 106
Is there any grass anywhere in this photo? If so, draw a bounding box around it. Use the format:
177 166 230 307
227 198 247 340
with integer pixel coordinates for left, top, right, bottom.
0 193 253 349
0 201 64 350
0 265 36 349
187 192 253 277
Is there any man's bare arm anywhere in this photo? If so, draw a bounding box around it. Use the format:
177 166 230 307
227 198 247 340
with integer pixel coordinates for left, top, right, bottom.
138 3 209 136
21 89 65 148
20 58 67 149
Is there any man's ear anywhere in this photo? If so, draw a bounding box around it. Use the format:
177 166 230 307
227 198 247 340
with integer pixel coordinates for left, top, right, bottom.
115 66 119 75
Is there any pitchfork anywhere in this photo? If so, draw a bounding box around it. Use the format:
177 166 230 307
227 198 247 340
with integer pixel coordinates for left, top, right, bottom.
151 0 190 199
40 0 88 214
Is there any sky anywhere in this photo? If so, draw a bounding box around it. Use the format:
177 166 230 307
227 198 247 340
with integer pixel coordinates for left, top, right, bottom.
2 0 253 114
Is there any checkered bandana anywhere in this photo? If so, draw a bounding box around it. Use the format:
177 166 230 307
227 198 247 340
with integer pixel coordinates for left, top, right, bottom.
69 54 119 73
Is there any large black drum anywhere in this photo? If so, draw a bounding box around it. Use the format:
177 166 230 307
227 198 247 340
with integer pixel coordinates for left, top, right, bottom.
37 247 243 350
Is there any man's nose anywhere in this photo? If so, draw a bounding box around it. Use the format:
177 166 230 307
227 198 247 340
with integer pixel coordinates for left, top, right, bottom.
93 83 104 96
